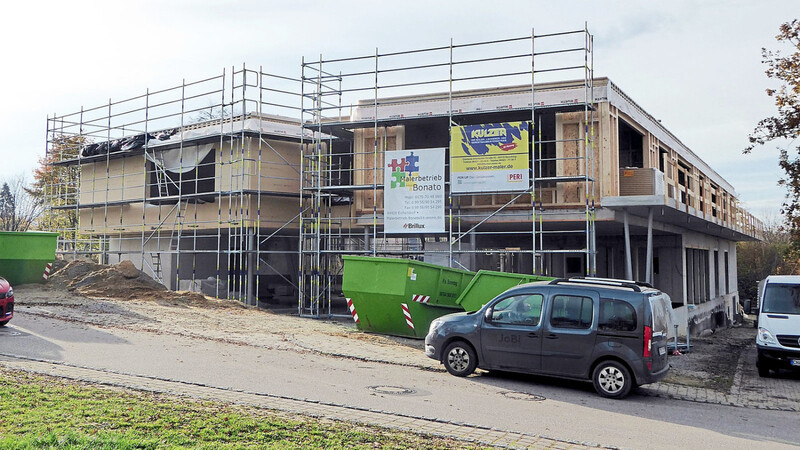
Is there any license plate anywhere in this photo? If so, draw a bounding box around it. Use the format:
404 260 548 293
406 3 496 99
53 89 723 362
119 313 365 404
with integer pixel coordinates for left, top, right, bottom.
791 359 800 367
658 347 666 356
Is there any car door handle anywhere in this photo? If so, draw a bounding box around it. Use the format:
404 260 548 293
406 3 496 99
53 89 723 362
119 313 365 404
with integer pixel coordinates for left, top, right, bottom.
545 334 558 340
527 332 538 338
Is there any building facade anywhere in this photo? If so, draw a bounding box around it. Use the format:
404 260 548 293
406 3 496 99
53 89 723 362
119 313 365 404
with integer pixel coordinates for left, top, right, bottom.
46 30 761 334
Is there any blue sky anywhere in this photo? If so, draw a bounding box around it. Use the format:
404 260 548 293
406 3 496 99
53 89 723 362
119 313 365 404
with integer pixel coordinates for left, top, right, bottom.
0 0 793 221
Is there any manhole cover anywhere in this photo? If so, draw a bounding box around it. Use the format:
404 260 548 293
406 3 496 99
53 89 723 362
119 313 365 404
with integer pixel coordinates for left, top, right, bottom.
367 385 416 395
502 391 546 402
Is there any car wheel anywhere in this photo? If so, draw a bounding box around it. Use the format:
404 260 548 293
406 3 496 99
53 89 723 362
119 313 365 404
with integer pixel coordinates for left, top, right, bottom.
592 360 633 399
443 341 477 377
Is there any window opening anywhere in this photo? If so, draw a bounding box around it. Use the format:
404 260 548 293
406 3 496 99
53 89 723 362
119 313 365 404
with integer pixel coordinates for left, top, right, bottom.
566 256 583 275
686 248 710 304
618 121 644 169
724 251 730 294
147 144 216 204
714 250 719 297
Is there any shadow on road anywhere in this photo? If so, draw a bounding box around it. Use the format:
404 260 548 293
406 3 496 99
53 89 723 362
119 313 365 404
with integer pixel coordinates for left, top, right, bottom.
0 313 131 361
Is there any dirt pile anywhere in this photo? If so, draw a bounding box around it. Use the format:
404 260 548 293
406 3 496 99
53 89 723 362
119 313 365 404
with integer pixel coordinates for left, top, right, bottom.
47 260 240 308
50 259 69 274
68 260 168 299
47 260 106 289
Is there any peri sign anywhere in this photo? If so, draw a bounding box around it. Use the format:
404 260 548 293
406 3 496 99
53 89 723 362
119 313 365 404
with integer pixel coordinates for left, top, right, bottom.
384 148 445 234
450 122 530 193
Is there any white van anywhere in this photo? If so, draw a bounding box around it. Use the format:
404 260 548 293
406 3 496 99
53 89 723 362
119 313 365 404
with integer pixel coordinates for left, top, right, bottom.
755 275 800 377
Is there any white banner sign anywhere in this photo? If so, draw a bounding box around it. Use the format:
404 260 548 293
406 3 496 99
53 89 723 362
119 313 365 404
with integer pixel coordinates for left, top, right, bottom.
383 148 445 234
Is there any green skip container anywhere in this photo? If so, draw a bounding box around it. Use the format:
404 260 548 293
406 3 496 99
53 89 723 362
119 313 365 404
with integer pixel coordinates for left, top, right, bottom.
342 255 475 338
456 270 555 312
0 231 59 285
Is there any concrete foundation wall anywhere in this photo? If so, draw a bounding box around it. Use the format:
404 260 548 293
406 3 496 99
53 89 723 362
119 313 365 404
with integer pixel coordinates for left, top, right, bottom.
673 292 739 336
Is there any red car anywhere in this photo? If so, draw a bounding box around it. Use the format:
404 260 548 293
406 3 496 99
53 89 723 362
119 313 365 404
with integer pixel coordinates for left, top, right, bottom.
0 277 13 327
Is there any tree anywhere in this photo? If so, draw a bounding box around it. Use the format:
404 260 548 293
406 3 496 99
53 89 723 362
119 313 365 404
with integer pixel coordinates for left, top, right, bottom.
737 214 800 300
189 105 231 124
746 20 800 240
0 175 43 232
0 183 14 228
28 135 84 245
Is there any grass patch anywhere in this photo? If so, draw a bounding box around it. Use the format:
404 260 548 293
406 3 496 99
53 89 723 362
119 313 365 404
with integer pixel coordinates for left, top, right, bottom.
0 368 481 449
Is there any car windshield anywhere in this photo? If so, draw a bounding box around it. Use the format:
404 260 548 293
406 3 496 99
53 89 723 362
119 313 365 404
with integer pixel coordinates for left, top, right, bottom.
763 284 800 314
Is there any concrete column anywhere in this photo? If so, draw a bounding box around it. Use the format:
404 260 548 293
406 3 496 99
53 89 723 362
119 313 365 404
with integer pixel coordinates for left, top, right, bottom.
469 232 476 272
247 229 256 306
624 210 632 281
646 207 653 284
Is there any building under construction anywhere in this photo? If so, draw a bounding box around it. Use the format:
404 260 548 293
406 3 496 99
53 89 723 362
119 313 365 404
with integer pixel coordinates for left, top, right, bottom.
45 27 762 333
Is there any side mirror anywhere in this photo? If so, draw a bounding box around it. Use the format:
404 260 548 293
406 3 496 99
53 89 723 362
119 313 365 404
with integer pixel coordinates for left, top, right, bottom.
484 308 493 322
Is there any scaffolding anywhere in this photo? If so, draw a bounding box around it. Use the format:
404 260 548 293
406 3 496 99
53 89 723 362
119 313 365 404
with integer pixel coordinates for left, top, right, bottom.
42 25 766 319
299 27 596 317
45 65 308 306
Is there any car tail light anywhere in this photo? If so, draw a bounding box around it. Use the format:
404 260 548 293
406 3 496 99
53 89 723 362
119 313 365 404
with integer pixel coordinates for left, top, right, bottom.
643 325 652 358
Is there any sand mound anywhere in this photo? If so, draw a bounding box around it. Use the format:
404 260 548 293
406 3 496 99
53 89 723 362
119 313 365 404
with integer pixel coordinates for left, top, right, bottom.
46 259 241 308
68 261 168 298
47 260 106 289
51 259 69 274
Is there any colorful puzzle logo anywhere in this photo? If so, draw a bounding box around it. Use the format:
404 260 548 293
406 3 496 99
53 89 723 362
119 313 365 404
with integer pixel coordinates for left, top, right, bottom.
387 151 419 190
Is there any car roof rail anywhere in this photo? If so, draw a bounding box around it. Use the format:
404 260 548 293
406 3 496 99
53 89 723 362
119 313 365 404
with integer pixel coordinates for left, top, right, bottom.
588 277 654 289
548 277 642 292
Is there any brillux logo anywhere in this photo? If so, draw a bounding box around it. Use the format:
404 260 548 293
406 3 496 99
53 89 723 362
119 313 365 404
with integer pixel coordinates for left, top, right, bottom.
403 223 425 229
387 152 420 190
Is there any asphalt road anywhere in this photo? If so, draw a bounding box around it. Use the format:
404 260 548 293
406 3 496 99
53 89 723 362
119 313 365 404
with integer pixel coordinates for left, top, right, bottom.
2 311 798 449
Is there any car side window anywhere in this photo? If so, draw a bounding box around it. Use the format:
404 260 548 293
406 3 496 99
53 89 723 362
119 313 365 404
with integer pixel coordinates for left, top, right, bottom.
491 294 543 326
598 298 637 332
549 295 593 329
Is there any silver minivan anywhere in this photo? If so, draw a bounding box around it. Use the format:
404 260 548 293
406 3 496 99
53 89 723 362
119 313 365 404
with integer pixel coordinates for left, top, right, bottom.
425 277 672 398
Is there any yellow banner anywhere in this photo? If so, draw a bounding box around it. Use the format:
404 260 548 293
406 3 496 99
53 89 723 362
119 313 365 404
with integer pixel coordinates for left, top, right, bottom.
449 122 529 193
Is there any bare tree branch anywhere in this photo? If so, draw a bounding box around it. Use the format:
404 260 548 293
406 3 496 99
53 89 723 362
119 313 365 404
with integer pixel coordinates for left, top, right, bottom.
0 174 44 232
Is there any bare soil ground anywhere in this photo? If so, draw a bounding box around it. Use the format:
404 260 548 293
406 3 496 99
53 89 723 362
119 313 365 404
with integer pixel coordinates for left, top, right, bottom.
17 260 753 391
663 321 756 391
19 260 432 369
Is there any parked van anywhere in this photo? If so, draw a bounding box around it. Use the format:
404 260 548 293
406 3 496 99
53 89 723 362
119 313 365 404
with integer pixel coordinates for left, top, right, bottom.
755 275 800 377
425 277 672 398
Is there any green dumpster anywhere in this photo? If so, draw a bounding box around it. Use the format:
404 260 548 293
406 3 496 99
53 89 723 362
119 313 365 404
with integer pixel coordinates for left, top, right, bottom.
456 270 554 312
0 231 59 285
342 255 475 338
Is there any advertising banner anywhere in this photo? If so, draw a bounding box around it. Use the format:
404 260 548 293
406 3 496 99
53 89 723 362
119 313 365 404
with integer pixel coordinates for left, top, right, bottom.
450 121 530 193
383 148 445 234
